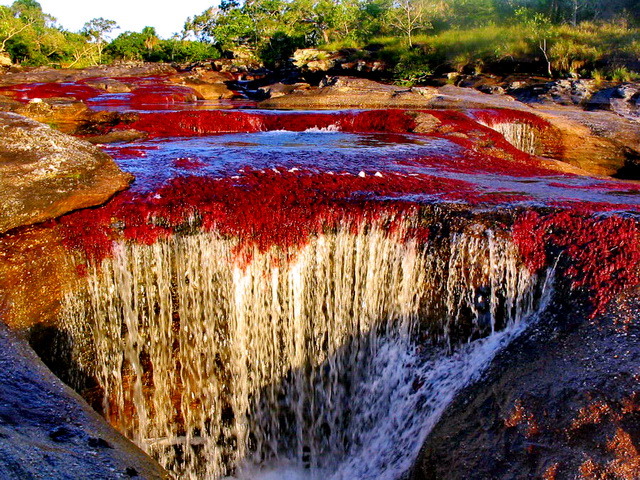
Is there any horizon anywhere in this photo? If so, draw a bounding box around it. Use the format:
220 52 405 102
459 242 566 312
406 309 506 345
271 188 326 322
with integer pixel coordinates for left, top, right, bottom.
0 0 218 39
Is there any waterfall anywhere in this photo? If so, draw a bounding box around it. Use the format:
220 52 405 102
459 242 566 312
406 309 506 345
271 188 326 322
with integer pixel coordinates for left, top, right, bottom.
478 121 540 156
58 216 553 479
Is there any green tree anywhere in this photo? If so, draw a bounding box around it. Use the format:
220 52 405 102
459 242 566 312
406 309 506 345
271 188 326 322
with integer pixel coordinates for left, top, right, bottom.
82 17 118 64
516 7 554 76
387 0 445 47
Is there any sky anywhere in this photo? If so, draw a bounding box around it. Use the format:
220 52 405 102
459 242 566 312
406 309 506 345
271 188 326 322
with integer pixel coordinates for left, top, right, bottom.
1 0 217 39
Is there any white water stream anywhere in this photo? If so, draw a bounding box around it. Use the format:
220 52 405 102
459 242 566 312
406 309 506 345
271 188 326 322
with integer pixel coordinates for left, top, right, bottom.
59 217 552 479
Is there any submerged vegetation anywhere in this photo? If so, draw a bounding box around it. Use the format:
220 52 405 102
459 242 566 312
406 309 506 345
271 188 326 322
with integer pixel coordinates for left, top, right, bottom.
0 0 639 80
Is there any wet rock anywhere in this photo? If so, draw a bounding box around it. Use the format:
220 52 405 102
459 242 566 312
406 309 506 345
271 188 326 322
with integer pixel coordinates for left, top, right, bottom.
533 105 640 176
83 78 132 94
84 129 147 145
0 112 132 233
411 289 640 480
88 436 113 449
0 324 168 479
12 99 92 134
261 78 640 177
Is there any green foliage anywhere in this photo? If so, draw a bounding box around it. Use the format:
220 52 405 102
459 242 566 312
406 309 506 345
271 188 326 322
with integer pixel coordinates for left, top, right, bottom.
0 0 639 77
258 31 304 69
393 48 433 85
106 29 220 63
610 66 640 82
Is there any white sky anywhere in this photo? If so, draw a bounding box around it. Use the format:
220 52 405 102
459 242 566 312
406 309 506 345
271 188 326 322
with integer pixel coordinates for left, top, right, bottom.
1 0 218 39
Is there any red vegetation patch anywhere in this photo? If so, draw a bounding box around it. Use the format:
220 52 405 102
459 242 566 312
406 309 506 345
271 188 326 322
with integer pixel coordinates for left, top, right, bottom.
0 82 101 102
513 210 640 315
129 84 201 107
119 109 419 138
504 399 540 438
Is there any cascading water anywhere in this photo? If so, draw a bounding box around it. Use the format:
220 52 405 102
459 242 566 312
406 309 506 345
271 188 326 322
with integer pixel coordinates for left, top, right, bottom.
58 215 553 480
482 122 539 155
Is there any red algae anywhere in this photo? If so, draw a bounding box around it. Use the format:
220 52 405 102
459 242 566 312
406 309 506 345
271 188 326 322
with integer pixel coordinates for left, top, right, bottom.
56 168 480 263
513 210 640 315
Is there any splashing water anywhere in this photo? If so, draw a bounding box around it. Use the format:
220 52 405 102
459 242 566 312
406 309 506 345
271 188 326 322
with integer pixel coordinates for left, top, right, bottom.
58 216 553 480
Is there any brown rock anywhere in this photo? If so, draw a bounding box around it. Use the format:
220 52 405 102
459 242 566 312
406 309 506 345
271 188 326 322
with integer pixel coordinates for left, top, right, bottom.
0 52 11 67
82 77 132 93
0 112 132 234
0 225 76 328
13 99 92 134
260 76 427 109
168 70 236 100
84 128 147 144
534 106 640 177
259 82 311 99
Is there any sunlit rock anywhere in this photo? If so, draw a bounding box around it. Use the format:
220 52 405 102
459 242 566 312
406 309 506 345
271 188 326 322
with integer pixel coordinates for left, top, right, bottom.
0 112 132 233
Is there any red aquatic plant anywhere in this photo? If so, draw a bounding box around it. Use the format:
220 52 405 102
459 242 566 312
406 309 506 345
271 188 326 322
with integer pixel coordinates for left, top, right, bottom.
513 210 640 315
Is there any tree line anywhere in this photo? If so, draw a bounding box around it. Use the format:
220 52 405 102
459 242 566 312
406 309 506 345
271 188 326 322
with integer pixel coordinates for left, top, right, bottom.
1 0 639 78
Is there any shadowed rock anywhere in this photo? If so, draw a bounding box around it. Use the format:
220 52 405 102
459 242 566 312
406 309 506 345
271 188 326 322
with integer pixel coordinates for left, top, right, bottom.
0 323 168 479
411 289 640 480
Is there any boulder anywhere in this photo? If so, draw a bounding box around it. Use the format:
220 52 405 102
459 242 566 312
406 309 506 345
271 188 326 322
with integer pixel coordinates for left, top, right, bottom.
259 82 311 98
0 52 12 67
260 76 428 109
82 77 132 93
168 70 236 100
0 112 132 234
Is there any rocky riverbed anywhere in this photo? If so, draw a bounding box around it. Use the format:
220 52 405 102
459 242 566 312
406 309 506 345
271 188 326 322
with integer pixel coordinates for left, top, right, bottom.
0 63 638 479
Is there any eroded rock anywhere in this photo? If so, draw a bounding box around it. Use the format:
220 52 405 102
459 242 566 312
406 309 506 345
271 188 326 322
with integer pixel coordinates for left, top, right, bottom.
0 112 132 233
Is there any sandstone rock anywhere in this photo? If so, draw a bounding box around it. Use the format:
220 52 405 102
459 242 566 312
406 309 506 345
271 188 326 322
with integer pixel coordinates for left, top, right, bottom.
260 76 427 109
0 324 168 478
293 49 336 72
84 128 147 144
0 225 76 328
13 99 92 134
534 105 640 176
0 63 177 87
168 70 236 100
0 112 132 233
82 77 132 93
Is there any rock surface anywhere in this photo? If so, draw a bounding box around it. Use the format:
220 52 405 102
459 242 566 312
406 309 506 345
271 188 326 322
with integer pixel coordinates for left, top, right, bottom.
411 289 640 480
0 63 177 87
0 323 168 479
168 69 237 100
0 112 132 233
